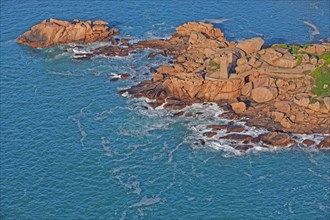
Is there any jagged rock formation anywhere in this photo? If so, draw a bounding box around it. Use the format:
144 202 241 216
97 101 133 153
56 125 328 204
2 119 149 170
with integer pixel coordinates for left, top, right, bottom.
17 18 119 48
18 20 330 140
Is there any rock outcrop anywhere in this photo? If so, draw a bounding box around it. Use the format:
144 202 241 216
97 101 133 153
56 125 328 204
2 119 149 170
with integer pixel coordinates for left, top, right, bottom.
18 20 330 146
17 18 119 48
260 48 297 68
236 37 264 54
259 132 294 147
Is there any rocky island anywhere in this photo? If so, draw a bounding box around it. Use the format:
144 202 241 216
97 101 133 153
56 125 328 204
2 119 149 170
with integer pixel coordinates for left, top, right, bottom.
18 19 330 149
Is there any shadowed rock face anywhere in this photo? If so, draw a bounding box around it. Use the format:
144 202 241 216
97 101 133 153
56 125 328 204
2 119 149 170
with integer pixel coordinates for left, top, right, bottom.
17 18 119 48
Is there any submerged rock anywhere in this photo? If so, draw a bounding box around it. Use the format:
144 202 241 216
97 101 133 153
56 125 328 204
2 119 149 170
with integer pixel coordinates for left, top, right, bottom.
259 132 295 147
219 134 253 143
235 145 254 151
203 132 217 138
302 139 315 147
317 137 330 149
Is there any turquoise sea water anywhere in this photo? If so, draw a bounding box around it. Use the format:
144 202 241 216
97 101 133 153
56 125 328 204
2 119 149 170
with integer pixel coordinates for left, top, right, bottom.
1 0 330 219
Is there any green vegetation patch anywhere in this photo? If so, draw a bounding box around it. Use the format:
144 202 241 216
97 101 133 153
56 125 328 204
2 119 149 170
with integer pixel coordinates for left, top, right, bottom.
272 44 288 49
289 44 302 55
296 54 302 66
311 52 330 97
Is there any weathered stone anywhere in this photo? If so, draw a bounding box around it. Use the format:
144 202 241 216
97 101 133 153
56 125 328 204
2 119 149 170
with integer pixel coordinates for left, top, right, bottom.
252 77 273 88
230 102 246 114
157 65 175 74
280 117 292 128
308 101 320 111
320 105 329 114
259 132 294 146
324 97 330 111
293 96 310 107
147 101 162 109
203 132 217 138
174 111 185 117
237 57 248 65
219 134 253 143
274 101 291 113
236 37 264 54
251 87 277 103
271 111 285 122
226 125 245 133
153 73 164 82
177 56 186 63
207 125 227 131
173 64 185 72
17 19 116 48
261 48 297 68
310 57 318 65
93 20 109 25
188 31 207 44
302 44 330 55
235 145 253 151
120 73 130 79
235 63 252 74
301 54 310 63
317 137 330 149
50 18 71 26
164 103 186 110
148 52 158 59
302 139 315 147
241 82 253 96
176 22 225 40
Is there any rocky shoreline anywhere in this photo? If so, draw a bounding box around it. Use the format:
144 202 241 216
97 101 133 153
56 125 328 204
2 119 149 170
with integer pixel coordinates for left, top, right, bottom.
18 19 330 149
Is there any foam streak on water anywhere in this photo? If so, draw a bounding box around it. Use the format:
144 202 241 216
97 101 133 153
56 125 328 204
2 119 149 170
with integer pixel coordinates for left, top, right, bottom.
303 20 321 37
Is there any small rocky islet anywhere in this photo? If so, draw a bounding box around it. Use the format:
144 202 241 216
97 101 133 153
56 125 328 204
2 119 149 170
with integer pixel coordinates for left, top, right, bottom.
17 18 330 150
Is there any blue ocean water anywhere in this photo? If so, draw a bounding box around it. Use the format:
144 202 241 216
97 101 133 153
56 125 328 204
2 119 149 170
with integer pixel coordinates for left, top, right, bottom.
1 0 330 219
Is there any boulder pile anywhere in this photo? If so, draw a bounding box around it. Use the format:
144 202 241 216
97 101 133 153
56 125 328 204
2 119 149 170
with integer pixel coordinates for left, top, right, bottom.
18 19 330 147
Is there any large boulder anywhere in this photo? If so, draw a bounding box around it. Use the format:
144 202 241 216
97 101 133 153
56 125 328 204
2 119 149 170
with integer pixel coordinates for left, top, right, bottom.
293 96 310 107
260 48 297 68
230 102 246 114
236 37 264 54
17 18 118 48
251 87 278 103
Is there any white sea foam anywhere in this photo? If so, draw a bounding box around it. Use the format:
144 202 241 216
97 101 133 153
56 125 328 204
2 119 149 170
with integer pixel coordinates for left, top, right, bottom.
95 110 112 121
71 118 87 147
101 137 112 157
129 197 161 208
248 30 264 37
303 20 320 36
48 71 85 77
168 143 183 163
203 18 231 24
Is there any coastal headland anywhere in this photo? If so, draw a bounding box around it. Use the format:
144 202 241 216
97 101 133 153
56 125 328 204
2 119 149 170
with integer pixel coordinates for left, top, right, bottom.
18 19 330 150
